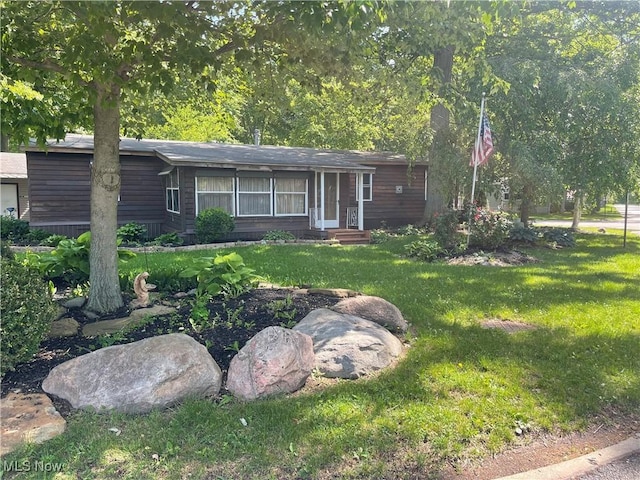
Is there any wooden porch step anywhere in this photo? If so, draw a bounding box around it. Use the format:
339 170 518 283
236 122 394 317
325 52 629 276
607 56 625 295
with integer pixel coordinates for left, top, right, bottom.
327 229 371 245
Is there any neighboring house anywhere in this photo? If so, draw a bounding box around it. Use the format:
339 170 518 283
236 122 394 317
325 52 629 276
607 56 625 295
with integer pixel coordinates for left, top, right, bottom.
0 152 30 220
25 135 429 241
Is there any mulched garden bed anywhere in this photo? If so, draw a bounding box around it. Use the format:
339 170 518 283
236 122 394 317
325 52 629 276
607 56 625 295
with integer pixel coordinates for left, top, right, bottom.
1 288 341 416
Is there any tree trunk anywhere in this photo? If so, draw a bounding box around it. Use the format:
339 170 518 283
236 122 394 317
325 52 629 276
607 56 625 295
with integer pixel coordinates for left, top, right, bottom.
423 45 455 220
1 134 9 152
85 83 124 314
571 193 582 230
520 184 533 227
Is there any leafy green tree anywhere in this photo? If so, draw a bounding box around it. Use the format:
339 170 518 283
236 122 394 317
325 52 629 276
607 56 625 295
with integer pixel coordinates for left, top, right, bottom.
2 1 381 313
486 1 640 226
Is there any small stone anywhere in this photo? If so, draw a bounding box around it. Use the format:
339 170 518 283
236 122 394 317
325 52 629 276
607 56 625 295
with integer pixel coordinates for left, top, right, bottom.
83 309 101 321
63 296 87 309
307 288 359 298
49 317 79 338
515 427 523 436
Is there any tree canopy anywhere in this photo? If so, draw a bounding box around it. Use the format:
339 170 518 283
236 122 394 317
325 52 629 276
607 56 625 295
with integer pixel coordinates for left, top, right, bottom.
2 1 639 311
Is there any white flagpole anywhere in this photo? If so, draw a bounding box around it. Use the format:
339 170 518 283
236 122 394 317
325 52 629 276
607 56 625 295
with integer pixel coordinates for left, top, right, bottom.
468 93 486 245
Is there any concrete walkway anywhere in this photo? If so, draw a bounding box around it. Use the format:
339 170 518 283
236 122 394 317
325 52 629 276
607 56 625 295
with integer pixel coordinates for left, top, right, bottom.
534 204 640 237
495 434 640 480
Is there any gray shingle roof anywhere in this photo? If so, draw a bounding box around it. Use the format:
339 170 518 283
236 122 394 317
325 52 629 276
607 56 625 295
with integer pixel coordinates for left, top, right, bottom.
0 152 28 178
28 134 409 173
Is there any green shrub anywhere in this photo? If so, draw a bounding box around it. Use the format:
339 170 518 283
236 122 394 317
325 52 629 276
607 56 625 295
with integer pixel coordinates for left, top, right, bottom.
24 228 52 245
0 215 29 241
469 208 512 250
0 258 58 377
509 224 539 244
1 240 14 260
195 208 235 244
262 230 295 241
396 224 426 236
180 251 261 298
370 228 393 244
36 231 136 284
40 234 68 247
433 209 464 249
405 239 444 262
542 228 575 247
150 232 184 247
117 222 148 244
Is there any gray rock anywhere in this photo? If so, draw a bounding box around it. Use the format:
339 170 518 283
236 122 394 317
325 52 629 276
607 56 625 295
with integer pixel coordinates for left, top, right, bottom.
293 309 404 379
62 296 86 309
42 333 222 413
53 304 67 321
0 393 66 456
49 317 79 338
82 309 101 321
128 304 175 320
331 295 408 333
226 326 314 401
82 304 176 336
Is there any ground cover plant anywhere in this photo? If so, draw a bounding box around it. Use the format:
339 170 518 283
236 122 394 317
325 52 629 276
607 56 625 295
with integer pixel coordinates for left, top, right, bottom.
2 231 639 479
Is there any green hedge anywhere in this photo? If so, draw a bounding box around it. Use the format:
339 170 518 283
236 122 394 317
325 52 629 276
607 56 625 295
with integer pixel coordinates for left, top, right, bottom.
0 258 58 377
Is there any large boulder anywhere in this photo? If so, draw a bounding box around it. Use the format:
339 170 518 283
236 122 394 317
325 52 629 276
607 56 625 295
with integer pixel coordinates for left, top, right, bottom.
331 295 408 333
226 326 314 401
42 333 222 413
293 309 404 379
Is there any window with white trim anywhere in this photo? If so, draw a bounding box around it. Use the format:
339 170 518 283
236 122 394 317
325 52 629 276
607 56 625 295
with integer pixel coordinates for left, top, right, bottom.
275 178 307 215
237 177 272 216
166 169 180 213
356 173 373 201
196 176 234 215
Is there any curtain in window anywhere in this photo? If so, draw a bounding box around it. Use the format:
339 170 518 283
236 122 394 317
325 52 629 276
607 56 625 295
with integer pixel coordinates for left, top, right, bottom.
275 178 306 215
238 177 271 215
196 177 233 214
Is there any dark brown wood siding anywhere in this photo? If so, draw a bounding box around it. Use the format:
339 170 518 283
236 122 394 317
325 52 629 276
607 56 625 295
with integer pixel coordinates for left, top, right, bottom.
345 164 427 229
27 152 167 237
27 152 92 225
118 156 166 224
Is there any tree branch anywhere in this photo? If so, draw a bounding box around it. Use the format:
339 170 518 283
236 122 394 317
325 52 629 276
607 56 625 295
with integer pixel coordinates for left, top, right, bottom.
4 54 91 87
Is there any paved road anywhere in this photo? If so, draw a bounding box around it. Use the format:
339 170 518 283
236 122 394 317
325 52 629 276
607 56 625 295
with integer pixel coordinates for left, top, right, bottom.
534 203 640 237
577 452 640 480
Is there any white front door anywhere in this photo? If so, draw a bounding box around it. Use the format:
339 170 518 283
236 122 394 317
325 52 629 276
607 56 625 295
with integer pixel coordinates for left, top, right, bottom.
315 172 339 229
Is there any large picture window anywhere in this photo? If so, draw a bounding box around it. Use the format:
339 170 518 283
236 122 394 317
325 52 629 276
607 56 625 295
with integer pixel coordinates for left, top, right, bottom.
166 169 180 213
275 178 307 215
356 173 373 201
196 176 234 214
195 173 308 217
237 177 272 216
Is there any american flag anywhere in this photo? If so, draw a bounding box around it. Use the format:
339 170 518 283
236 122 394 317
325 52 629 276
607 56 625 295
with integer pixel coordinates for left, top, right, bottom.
470 113 494 167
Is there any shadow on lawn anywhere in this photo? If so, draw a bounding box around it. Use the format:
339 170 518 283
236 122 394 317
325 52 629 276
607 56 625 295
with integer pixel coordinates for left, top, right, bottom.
3 236 638 479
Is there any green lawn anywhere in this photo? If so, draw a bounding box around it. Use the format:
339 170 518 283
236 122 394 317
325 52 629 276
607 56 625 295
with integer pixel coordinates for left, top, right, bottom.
531 203 622 221
5 232 640 479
